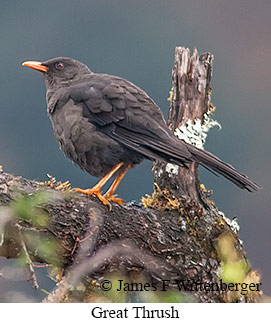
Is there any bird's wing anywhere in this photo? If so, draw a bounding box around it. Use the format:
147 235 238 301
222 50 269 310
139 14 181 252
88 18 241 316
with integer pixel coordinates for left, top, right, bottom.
69 74 192 163
68 74 260 191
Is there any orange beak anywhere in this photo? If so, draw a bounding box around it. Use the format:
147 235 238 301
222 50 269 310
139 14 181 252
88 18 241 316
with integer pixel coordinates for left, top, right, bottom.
22 61 48 73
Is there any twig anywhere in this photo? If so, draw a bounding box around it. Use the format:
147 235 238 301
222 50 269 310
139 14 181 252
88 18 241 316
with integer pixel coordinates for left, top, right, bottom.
44 240 177 303
15 223 39 289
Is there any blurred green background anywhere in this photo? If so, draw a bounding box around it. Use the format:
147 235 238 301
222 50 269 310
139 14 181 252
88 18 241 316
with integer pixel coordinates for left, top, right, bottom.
0 0 270 300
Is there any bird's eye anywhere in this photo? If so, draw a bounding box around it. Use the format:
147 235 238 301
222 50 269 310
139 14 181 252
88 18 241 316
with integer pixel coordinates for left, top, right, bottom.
55 62 64 70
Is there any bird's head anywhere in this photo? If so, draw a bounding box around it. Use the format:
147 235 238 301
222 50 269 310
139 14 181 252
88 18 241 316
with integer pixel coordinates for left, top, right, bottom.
22 57 91 89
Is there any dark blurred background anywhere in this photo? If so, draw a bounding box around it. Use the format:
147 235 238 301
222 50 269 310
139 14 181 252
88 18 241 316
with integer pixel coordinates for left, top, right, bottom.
0 0 270 301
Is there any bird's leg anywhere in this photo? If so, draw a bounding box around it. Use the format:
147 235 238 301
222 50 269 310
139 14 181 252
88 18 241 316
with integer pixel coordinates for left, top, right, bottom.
103 164 131 205
75 162 124 205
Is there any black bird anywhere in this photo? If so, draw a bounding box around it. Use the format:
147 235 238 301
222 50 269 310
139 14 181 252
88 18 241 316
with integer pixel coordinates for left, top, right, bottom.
22 57 260 205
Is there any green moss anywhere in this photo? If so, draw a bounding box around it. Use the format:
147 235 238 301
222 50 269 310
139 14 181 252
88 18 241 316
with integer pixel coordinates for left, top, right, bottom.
11 191 51 227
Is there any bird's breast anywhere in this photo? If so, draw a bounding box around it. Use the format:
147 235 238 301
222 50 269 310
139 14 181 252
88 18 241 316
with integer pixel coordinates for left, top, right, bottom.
50 99 94 161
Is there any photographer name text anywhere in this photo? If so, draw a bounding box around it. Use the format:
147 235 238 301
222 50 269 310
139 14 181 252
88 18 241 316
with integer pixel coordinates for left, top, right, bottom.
99 279 261 295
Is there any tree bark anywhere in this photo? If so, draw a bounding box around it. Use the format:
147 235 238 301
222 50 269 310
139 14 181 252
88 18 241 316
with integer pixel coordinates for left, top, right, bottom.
0 47 262 303
152 47 214 203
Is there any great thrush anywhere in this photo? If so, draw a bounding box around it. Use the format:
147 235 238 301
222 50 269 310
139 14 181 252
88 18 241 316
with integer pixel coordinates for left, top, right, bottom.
22 57 260 205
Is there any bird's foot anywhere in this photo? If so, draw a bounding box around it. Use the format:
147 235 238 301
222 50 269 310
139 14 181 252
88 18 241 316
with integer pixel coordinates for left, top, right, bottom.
75 188 124 206
75 187 109 205
104 193 124 205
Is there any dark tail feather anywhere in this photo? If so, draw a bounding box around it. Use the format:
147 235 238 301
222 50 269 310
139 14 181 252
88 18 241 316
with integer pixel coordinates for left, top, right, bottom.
186 146 261 192
110 125 260 191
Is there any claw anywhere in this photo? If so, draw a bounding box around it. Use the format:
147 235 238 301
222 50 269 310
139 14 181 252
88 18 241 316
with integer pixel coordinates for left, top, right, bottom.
75 188 124 206
74 163 130 208
104 194 124 205
75 187 109 205
105 193 124 205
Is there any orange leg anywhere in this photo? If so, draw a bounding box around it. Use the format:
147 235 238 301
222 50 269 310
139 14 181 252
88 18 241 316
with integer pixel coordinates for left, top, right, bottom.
75 162 124 205
103 164 131 205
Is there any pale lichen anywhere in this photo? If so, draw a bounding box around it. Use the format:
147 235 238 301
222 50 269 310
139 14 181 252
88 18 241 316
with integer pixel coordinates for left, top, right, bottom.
165 163 179 177
174 110 221 150
219 211 240 233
